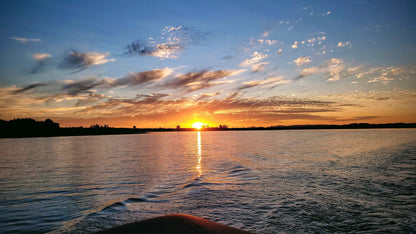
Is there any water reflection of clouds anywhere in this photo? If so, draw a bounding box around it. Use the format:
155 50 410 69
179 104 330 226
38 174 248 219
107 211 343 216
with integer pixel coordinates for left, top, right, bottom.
196 131 202 177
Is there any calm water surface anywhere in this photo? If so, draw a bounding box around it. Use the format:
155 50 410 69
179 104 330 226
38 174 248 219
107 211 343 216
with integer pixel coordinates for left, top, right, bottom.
0 129 415 233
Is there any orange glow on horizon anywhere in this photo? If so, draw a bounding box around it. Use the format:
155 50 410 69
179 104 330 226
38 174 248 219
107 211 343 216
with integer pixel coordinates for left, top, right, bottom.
191 122 206 129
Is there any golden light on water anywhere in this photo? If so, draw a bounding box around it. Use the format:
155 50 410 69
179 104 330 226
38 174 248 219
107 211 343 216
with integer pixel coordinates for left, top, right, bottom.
196 131 202 177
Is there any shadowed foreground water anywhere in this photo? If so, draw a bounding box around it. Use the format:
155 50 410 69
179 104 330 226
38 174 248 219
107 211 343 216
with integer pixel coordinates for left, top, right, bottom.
0 129 415 233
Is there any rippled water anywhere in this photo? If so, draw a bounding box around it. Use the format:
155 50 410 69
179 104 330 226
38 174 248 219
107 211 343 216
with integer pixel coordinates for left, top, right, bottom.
0 129 415 233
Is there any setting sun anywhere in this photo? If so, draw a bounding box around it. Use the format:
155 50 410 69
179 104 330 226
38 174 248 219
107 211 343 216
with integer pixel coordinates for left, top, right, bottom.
192 122 206 129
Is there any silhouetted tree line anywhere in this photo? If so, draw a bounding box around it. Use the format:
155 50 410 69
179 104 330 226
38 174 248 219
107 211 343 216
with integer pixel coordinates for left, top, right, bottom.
0 118 60 129
90 124 110 128
1 118 414 138
143 123 415 132
0 118 145 138
0 118 60 137
230 123 416 131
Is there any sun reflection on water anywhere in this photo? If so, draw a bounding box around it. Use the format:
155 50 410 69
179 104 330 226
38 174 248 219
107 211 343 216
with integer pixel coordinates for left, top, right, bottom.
196 131 202 177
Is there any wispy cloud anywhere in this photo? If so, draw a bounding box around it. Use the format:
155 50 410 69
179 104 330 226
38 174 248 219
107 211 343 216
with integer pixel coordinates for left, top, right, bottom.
59 49 115 72
112 68 173 87
63 78 110 95
75 93 110 106
11 78 110 97
239 51 268 67
252 62 269 72
136 92 170 103
367 76 393 84
125 40 181 59
324 90 416 101
296 58 344 81
293 56 311 66
12 83 49 94
32 53 51 60
362 66 413 84
238 76 290 90
337 41 351 47
196 92 221 101
72 94 339 121
162 69 243 93
31 53 52 74
124 26 206 59
296 60 416 84
13 68 173 96
296 67 321 80
10 37 41 43
9 68 242 99
1 80 380 126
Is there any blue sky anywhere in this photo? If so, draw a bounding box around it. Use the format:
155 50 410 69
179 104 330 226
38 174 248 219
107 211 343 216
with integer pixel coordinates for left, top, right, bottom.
0 0 415 127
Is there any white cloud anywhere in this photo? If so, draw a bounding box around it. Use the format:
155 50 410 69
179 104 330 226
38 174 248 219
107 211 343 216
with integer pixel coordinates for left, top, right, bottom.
262 31 269 37
10 37 42 43
257 39 278 45
277 49 283 54
84 52 115 65
239 51 268 67
355 66 415 84
326 58 344 81
298 60 415 84
163 26 182 32
307 38 316 43
293 56 311 66
266 39 277 45
298 66 321 78
337 41 351 47
32 53 51 61
291 41 298 49
150 43 181 59
367 76 393 84
297 58 344 81
322 11 331 16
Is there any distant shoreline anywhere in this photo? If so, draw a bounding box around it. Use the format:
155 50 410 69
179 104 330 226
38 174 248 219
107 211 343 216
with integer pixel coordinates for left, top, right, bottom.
0 127 146 138
143 122 416 132
1 121 415 139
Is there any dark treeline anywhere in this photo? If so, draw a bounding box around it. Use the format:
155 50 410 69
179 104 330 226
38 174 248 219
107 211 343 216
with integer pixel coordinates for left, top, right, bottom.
228 122 416 131
1 118 415 138
0 118 145 138
143 122 416 132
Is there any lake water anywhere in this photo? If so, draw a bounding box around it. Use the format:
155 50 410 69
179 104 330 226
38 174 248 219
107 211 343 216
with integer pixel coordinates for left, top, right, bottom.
0 129 415 233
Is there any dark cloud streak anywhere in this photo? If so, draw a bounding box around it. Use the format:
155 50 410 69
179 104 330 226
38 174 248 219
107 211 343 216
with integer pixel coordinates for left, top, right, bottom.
31 60 51 74
63 78 107 96
113 69 171 87
12 83 48 94
59 49 91 72
59 49 114 73
161 70 236 93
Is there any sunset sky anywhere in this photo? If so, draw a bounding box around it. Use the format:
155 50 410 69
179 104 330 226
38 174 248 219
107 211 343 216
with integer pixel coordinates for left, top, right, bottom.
0 0 415 128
